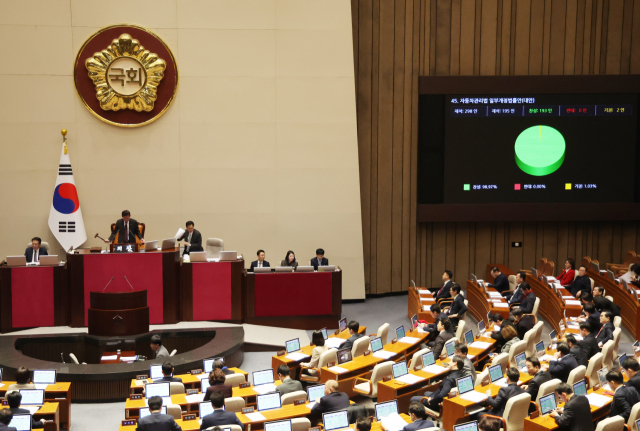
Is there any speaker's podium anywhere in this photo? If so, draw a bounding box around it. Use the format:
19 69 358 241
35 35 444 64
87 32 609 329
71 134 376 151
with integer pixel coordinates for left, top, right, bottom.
88 291 150 336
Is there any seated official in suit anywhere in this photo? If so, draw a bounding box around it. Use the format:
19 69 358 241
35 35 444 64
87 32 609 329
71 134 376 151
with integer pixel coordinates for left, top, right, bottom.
606 371 640 422
518 283 536 314
595 311 614 348
280 250 298 269
24 237 48 263
565 335 589 367
454 344 477 381
342 320 364 351
557 258 576 286
550 383 594 431
446 284 466 328
488 266 509 293
0 410 15 431
410 356 463 411
200 391 244 431
579 304 602 333
309 380 350 423
176 221 203 255
155 362 183 383
310 248 329 270
490 313 515 349
6 392 44 429
5 367 35 397
577 322 599 360
300 330 328 377
481 367 525 418
500 325 521 354
137 396 182 431
567 266 591 298
213 359 234 376
430 318 454 357
546 342 579 383
506 271 526 303
433 270 453 300
203 369 232 401
275 364 303 396
249 250 270 272
587 288 621 317
478 416 501 431
513 308 535 340
403 401 434 431
522 357 552 405
623 358 640 394
355 417 371 431
416 304 445 342
150 335 170 359
105 210 145 245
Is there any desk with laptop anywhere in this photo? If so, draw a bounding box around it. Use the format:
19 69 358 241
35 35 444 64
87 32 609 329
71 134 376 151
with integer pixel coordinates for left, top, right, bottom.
1 388 60 431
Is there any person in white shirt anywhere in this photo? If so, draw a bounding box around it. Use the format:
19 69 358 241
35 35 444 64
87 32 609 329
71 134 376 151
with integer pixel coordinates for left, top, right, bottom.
25 237 48 263
249 250 270 271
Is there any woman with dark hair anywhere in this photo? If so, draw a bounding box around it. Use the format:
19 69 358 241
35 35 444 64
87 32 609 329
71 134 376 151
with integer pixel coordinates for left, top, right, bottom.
203 368 232 401
478 416 501 431
557 258 576 286
5 367 35 398
300 330 328 377
280 250 298 269
500 325 521 354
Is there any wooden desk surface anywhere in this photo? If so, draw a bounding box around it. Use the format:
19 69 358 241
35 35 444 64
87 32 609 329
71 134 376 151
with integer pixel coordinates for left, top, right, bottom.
0 402 59 415
0 382 71 393
237 403 312 425
101 351 136 364
129 368 247 390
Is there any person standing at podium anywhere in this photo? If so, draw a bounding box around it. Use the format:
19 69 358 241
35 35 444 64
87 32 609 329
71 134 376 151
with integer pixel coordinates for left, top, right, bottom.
176 221 203 255
25 237 48 263
105 210 144 245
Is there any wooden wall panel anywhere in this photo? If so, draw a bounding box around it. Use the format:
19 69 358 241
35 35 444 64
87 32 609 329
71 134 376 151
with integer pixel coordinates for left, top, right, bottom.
352 0 640 294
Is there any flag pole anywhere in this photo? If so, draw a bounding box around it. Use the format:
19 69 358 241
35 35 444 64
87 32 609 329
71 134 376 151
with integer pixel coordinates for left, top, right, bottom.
61 129 67 154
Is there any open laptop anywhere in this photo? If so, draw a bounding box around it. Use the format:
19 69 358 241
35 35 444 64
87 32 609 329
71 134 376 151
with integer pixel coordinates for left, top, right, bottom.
145 382 172 406
549 330 557 341
276 266 294 272
264 420 292 431
336 348 353 365
456 375 486 405
200 376 210 392
320 328 328 340
144 240 158 251
422 351 436 368
199 401 215 418
252 369 277 394
203 357 222 374
375 400 407 431
19 389 44 411
161 238 176 250
410 314 418 328
471 274 478 284
488 364 504 384
190 252 207 262
535 341 545 357
286 338 301 354
478 320 486 335
395 325 405 340
464 330 474 345
39 255 58 266
370 337 383 353
307 384 325 403
254 267 271 273
6 256 27 267
445 339 456 357
318 265 336 272
296 266 314 272
140 406 167 418
392 362 409 380
617 354 627 371
573 379 588 396
598 367 611 390
323 410 350 431
219 251 237 261
539 393 557 415
515 352 527 370
32 370 56 389
339 318 348 332
150 364 164 380
257 392 282 412
454 421 479 431
8 414 31 431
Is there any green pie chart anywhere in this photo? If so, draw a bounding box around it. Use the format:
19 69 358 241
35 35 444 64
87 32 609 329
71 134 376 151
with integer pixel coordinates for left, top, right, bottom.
515 125 565 176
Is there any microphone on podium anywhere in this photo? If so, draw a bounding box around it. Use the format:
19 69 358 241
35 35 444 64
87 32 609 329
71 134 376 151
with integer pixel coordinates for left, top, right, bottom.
124 275 134 291
102 276 115 292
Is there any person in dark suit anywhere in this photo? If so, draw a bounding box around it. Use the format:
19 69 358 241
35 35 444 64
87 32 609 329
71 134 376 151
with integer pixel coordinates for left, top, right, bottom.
577 322 599 360
490 313 515 349
606 370 640 422
249 250 270 272
488 267 509 294
446 284 466 328
106 210 144 245
522 357 552 403
513 308 535 340
150 335 170 359
567 266 591 298
550 383 594 431
403 401 434 431
595 311 615 348
518 283 536 314
176 221 203 255
341 320 363 351
137 396 182 431
154 362 183 383
623 358 640 394
547 342 579 383
585 289 621 318
430 318 454 357
309 380 350 423
581 304 602 334
275 364 303 396
482 367 526 417
410 357 463 412
310 248 329 270
200 392 244 431
506 272 526 303
417 304 445 342
433 270 453 300
0 410 16 431
6 392 44 429
565 335 589 367
24 237 48 263
203 369 233 400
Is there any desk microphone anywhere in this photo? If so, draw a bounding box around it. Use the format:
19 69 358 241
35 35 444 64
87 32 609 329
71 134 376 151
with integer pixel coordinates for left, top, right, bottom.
124 275 134 291
102 276 115 292
60 353 65 364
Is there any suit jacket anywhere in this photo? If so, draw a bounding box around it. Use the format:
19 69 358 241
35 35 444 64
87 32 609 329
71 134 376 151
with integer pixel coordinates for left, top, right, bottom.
136 413 182 431
549 354 579 383
509 285 524 305
516 315 535 340
554 395 594 431
596 322 614 346
24 247 48 263
610 386 640 422
486 383 525 417
593 296 621 317
342 333 363 352
403 419 435 431
432 330 454 358
301 346 328 376
568 275 591 297
275 377 303 396
488 273 510 293
177 229 203 253
435 281 452 300
520 292 536 314
525 370 552 401
310 257 329 270
626 374 640 394
109 218 142 244
154 376 183 384
430 371 461 404
280 260 298 269
461 357 477 382
570 345 589 367
310 392 350 421
155 345 170 359
249 260 270 271
578 334 599 360
0 425 16 431
199 409 244 431
586 312 602 333
204 383 233 400
448 295 467 317
8 407 43 429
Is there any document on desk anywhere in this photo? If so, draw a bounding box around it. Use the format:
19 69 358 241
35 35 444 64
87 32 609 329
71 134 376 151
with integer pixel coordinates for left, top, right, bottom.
245 412 267 422
573 334 584 340
253 384 277 394
586 393 612 407
120 356 136 362
422 305 431 311
488 292 502 298
395 374 425 385
373 350 397 360
418 289 430 294
490 299 504 303
494 303 509 308
328 366 349 374
185 394 203 404
101 355 117 361
34 384 49 390
566 300 582 306
493 378 522 387
325 338 347 349
469 341 492 349
286 352 311 362
398 336 421 345
460 391 489 403
562 296 575 299
381 413 408 431
146 396 172 406
306 402 316 409
422 365 448 374
23 406 39 414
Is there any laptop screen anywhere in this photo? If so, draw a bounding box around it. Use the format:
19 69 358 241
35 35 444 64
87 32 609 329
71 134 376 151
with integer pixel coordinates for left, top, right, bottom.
203 357 222 374
307 384 325 402
573 380 587 396
410 314 418 327
488 364 503 383
487 311 492 323
145 382 170 398
323 410 349 431
535 341 545 354
257 392 282 412
140 406 167 418
395 326 405 341
422 351 435 367
200 376 210 392
286 339 301 353
375 400 398 421
32 370 56 384
337 348 352 365
339 318 347 332
633 340 639 348
392 362 408 379
200 401 215 418
456 376 474 395
320 328 328 340
515 352 527 369
19 389 44 406
478 321 485 333
539 393 557 415
464 330 474 345
370 337 383 353
454 421 479 431
598 367 609 386
445 340 456 357
549 330 557 340
8 414 31 431
264 420 292 431
618 354 627 369
253 369 275 386
150 364 164 380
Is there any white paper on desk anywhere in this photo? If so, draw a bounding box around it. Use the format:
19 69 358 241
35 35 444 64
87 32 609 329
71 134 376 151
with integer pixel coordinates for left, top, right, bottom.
460 391 488 403
145 397 172 406
422 305 431 311
23 406 39 414
174 228 185 239
562 296 575 299
306 402 316 409
373 350 397 359
566 300 582 306
490 299 504 303
101 355 117 360
422 365 448 374
421 298 433 303
328 366 349 374
477 280 484 284
586 393 612 407
395 374 425 385
206 258 220 262
540 355 555 362
547 276 557 282
325 338 347 348
286 352 311 361
381 413 408 431
417 327 428 333
0 383 4 388
488 292 502 298
34 384 49 390
418 289 430 294
120 356 136 362
493 378 522 387
398 336 420 345
253 384 277 394
567 323 580 329
185 394 203 404
494 325 501 332
469 341 492 349
494 303 509 308
245 412 267 422
573 334 584 341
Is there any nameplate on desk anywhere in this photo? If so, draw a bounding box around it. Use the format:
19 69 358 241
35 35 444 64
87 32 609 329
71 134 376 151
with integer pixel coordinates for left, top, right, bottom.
334 329 340 335
242 407 254 414
122 420 137 426
364 350 371 356
309 427 321 431
186 389 199 395
448 391 456 399
383 375 392 382
183 414 196 421
481 377 490 386
136 375 148 380
1 401 7 406
529 411 540 419
130 394 142 400
592 383 600 390
191 369 203 375
294 399 306 406
415 365 423 371
239 382 251 389
440 354 447 361
391 338 398 344
277 350 286 356
327 362 336 368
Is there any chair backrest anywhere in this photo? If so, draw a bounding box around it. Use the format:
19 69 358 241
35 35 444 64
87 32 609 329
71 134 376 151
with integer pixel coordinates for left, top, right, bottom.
491 353 509 373
508 275 517 291
586 353 603 388
291 418 311 431
628 403 640 431
594 416 625 431
206 238 224 259
508 340 527 368
567 365 587 386
69 353 79 364
225 373 247 388
612 327 622 357
536 258 547 275
523 328 536 358
503 392 532 431
318 349 338 369
369 361 394 397
166 404 182 420
605 295 614 302
455 320 466 343
475 368 489 386
170 349 177 357
281 390 307 405
224 397 246 412
409 348 430 371
26 242 50 252
589 277 595 291
543 261 555 277
206 426 242 431
531 297 541 316
170 382 185 395
533 321 544 344
352 335 371 357
535 379 560 406
613 315 621 329
602 340 615 371
377 323 390 345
